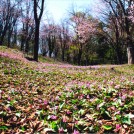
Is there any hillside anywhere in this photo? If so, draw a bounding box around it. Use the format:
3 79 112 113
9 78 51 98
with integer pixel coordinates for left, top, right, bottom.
0 46 134 133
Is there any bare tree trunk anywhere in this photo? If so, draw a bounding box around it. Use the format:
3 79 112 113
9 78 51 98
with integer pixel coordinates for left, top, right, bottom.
0 23 8 45
48 36 52 57
25 23 29 53
33 0 45 62
7 31 11 47
62 49 65 61
77 44 82 65
126 21 134 64
13 27 17 47
34 22 39 61
78 50 82 65
21 24 25 51
127 44 134 64
21 38 25 51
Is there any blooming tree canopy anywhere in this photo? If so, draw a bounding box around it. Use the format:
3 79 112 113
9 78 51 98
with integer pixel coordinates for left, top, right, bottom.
71 12 97 44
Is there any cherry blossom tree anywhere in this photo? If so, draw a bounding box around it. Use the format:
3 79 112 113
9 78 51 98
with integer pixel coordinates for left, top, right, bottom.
69 11 98 65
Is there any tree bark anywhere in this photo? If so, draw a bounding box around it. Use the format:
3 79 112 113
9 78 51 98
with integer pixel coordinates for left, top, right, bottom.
34 22 40 61
77 44 82 65
125 20 134 64
25 23 29 53
21 24 25 51
119 0 134 64
33 0 45 61
127 43 134 64
8 31 11 48
62 49 65 61
0 23 8 45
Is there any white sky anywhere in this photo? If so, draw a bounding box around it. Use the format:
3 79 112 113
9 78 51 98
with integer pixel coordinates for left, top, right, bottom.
45 0 103 23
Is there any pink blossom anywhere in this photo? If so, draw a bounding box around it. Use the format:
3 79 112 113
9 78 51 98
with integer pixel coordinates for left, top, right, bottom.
54 106 59 110
58 127 64 133
111 106 116 111
0 90 3 94
103 80 107 84
50 115 57 120
66 110 72 115
75 120 78 124
115 85 120 89
116 111 120 115
44 100 48 105
78 94 84 99
55 96 59 101
87 95 90 99
109 81 114 86
114 124 121 132
8 96 11 101
65 88 70 91
7 107 11 111
71 13 98 44
62 115 67 122
121 95 126 101
38 99 42 103
73 129 80 134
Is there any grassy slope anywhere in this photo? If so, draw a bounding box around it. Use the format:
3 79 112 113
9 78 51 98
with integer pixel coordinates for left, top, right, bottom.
0 46 134 133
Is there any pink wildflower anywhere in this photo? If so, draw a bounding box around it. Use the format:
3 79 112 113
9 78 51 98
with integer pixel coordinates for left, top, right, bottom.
44 100 48 105
87 95 90 99
121 95 126 101
73 129 80 134
116 111 120 115
50 115 57 120
62 115 67 122
66 110 72 115
115 85 120 89
7 107 11 111
58 127 64 133
114 124 121 132
55 96 59 101
75 120 78 124
111 106 115 111
38 99 42 103
54 106 58 110
8 96 11 101
110 81 114 86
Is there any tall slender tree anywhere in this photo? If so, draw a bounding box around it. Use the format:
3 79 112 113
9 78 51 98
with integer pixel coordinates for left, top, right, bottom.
33 0 45 61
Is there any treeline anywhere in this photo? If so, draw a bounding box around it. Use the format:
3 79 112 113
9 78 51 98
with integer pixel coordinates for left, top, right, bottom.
0 0 134 65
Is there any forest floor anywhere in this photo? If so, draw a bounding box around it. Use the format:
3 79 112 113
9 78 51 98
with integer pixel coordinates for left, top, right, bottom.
0 46 134 133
